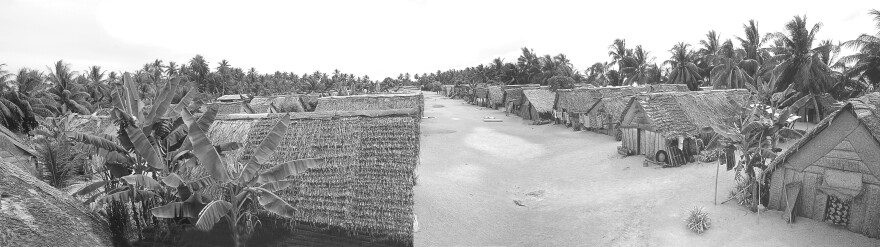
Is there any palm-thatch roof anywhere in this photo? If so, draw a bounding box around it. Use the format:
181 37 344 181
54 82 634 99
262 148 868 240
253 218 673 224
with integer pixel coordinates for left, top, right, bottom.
503 86 541 106
649 84 689 93
0 124 36 157
521 89 555 113
248 96 277 113
313 94 423 115
298 94 323 111
207 102 254 115
767 92 880 173
201 109 420 245
488 86 504 106
585 95 632 121
555 87 646 114
216 94 248 102
0 161 112 246
622 90 749 137
474 87 489 100
246 95 306 113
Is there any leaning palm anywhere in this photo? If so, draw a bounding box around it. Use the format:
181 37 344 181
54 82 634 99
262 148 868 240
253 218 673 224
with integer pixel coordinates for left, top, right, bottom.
664 42 702 90
839 9 880 87
766 15 834 94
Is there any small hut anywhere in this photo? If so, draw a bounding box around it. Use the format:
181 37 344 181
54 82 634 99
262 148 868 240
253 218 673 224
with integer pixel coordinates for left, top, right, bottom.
519 89 555 122
555 87 631 127
313 94 423 117
487 86 505 109
216 94 248 103
1 161 112 246
0 125 38 175
581 95 632 136
298 93 322 112
203 109 420 246
795 93 841 123
617 90 748 166
503 85 540 115
247 95 306 113
474 87 489 107
247 96 277 113
766 93 880 238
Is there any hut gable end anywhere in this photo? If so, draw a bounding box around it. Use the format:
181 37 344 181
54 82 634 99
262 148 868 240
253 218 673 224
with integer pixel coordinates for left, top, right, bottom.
781 109 880 181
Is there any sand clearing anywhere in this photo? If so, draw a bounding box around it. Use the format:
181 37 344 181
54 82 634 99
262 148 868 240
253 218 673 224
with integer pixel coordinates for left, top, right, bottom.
414 93 880 246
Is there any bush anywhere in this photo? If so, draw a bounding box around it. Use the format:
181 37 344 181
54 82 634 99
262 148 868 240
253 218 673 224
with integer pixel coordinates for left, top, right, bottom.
548 76 575 92
730 176 753 207
685 206 711 234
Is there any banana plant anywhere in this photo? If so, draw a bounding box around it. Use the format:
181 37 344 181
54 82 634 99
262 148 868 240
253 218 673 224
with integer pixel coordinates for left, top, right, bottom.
710 90 810 211
150 109 321 247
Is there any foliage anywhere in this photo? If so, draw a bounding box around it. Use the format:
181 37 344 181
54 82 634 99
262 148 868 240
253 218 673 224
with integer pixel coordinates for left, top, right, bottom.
548 76 575 92
766 15 834 94
685 207 711 234
665 42 702 90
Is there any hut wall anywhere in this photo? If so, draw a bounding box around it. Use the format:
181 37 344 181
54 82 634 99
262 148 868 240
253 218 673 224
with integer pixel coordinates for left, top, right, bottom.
621 127 639 152
642 131 665 160
768 111 880 238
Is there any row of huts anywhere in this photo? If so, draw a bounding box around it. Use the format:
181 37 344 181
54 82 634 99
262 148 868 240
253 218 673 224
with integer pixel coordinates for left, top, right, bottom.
446 83 880 239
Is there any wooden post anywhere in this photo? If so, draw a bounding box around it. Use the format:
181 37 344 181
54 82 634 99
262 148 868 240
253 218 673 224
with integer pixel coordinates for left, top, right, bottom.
715 159 720 205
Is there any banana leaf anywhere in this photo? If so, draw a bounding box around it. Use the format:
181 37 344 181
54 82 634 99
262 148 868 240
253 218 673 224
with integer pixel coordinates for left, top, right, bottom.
254 187 296 218
184 109 229 182
195 200 232 231
256 158 322 184
126 124 165 170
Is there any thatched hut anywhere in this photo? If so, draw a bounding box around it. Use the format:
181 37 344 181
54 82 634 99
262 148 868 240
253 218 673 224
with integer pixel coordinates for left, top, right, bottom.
519 89 555 122
216 94 248 103
503 85 541 115
247 96 277 113
618 90 748 166
0 125 37 175
766 93 880 238
203 109 420 245
581 96 632 136
313 94 423 117
246 95 306 113
298 93 323 112
1 161 112 246
554 87 631 127
487 86 505 109
474 87 489 106
795 93 841 123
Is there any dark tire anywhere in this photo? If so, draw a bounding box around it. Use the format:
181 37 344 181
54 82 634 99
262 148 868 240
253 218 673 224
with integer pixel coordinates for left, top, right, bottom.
655 150 669 164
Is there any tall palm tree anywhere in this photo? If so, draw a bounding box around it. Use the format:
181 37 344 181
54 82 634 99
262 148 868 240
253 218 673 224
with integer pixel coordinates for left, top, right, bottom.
710 40 757 89
166 61 179 77
767 15 834 94
46 60 91 114
697 30 721 83
664 42 702 90
840 9 880 87
737 20 769 64
621 45 657 85
608 39 631 85
84 65 110 107
189 55 210 93
517 47 541 84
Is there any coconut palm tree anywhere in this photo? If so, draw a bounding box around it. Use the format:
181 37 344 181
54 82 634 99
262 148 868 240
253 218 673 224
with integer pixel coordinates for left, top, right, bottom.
766 15 834 94
166 61 179 77
84 65 111 107
839 9 880 87
621 45 657 85
664 42 702 90
737 20 769 64
697 30 721 83
517 47 541 84
608 39 631 85
46 60 91 115
189 55 210 92
711 40 758 89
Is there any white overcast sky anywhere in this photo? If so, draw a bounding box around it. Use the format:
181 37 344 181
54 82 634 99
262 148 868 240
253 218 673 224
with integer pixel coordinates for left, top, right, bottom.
0 0 877 79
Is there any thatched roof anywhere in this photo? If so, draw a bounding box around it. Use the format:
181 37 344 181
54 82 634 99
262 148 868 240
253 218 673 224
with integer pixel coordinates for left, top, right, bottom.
216 94 247 102
767 93 880 173
0 161 112 246
585 96 632 121
474 87 489 99
207 102 254 115
521 89 555 113
202 109 420 244
504 86 541 106
488 86 504 105
0 125 36 157
649 84 689 93
556 87 644 113
68 115 117 136
248 96 277 113
624 90 748 136
313 94 423 114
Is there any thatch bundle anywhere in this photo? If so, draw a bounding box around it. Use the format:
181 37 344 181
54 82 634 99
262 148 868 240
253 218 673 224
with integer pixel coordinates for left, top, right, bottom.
207 102 254 115
313 94 423 116
649 84 689 93
201 109 420 244
0 161 112 246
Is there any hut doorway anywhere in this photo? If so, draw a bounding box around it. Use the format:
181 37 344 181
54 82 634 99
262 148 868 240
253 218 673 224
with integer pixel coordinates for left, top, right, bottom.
637 129 644 155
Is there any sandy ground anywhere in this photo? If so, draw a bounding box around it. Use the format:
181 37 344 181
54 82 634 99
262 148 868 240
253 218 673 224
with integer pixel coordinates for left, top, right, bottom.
414 93 880 247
